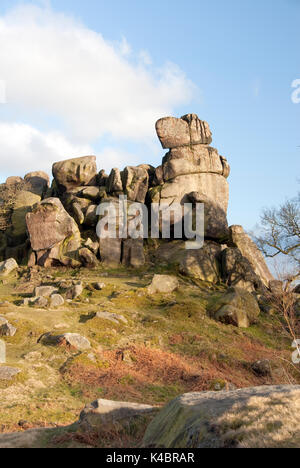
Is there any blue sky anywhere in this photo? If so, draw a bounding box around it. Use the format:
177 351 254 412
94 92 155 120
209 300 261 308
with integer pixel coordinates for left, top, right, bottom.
0 0 299 230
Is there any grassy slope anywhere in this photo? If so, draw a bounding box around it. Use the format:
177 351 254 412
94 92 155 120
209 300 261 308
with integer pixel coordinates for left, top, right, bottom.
0 264 298 447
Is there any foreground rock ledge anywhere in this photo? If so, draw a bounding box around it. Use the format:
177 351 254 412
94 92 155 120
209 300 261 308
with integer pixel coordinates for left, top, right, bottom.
142 385 300 449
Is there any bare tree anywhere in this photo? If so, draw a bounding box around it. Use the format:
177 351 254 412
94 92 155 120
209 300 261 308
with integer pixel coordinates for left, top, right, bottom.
255 192 300 282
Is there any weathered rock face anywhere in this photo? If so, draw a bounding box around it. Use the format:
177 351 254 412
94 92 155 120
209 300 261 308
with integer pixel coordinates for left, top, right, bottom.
229 226 274 288
188 192 229 240
6 190 41 248
52 156 98 193
26 198 81 267
209 287 260 328
143 385 300 448
221 247 263 292
179 241 222 283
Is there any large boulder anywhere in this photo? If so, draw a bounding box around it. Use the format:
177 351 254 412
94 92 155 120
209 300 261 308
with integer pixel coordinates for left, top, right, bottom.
179 241 222 283
143 385 300 448
26 198 81 267
156 114 212 149
209 287 260 328
229 226 274 288
52 156 98 193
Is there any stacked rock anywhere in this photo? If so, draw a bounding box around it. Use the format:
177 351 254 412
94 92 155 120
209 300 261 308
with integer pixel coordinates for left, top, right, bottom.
151 114 230 240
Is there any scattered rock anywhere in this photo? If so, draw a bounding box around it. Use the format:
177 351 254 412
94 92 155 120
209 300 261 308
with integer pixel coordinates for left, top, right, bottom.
79 247 98 268
61 333 91 351
143 385 300 448
50 294 65 308
32 296 48 308
0 258 18 277
251 360 272 377
147 275 179 294
0 316 8 326
84 238 99 255
79 399 156 430
66 284 83 300
96 311 128 324
34 286 58 298
0 366 21 381
41 333 90 351
0 323 17 337
209 287 260 328
93 282 105 291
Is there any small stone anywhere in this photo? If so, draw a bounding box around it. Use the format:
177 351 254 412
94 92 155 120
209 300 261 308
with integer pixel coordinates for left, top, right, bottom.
50 294 65 308
0 323 17 337
94 282 105 291
0 366 21 381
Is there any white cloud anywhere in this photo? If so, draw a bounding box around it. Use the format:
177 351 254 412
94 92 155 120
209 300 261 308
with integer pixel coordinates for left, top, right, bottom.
0 122 93 179
0 4 195 145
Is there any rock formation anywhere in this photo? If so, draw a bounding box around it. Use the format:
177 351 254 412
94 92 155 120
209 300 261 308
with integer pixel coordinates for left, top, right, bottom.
0 113 274 293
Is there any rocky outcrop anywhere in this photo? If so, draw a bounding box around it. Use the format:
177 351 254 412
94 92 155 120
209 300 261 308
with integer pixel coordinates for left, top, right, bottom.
143 385 300 448
26 198 81 267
